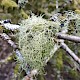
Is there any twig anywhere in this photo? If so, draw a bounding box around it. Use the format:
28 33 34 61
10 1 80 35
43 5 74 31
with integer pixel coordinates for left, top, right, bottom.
0 33 17 49
56 0 59 12
74 43 78 54
56 33 80 43
61 42 80 65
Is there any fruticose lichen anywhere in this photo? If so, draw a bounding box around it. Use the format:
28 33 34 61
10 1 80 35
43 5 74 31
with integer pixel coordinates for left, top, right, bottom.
18 14 60 73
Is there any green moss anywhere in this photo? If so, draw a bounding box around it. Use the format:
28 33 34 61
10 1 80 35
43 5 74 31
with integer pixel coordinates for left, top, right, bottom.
0 25 4 33
20 9 28 19
1 0 18 9
14 64 19 74
56 51 63 70
37 74 45 80
69 69 79 79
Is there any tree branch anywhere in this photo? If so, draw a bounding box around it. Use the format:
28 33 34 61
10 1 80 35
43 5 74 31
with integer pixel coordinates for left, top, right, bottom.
0 33 23 60
56 0 59 12
61 42 80 65
0 33 17 49
56 33 80 43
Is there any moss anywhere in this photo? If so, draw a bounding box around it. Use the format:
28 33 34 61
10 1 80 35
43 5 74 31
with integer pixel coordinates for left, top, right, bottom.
37 74 45 80
69 69 79 80
14 64 20 74
56 51 63 70
20 9 28 19
1 0 18 9
0 25 4 33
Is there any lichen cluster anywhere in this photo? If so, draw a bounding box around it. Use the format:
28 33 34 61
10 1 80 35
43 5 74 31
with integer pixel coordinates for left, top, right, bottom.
18 15 60 73
75 15 80 36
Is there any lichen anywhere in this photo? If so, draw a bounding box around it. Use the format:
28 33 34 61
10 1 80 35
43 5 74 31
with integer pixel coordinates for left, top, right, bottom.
17 14 60 73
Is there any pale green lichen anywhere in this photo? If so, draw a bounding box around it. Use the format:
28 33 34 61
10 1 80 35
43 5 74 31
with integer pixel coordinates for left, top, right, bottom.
18 15 60 73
